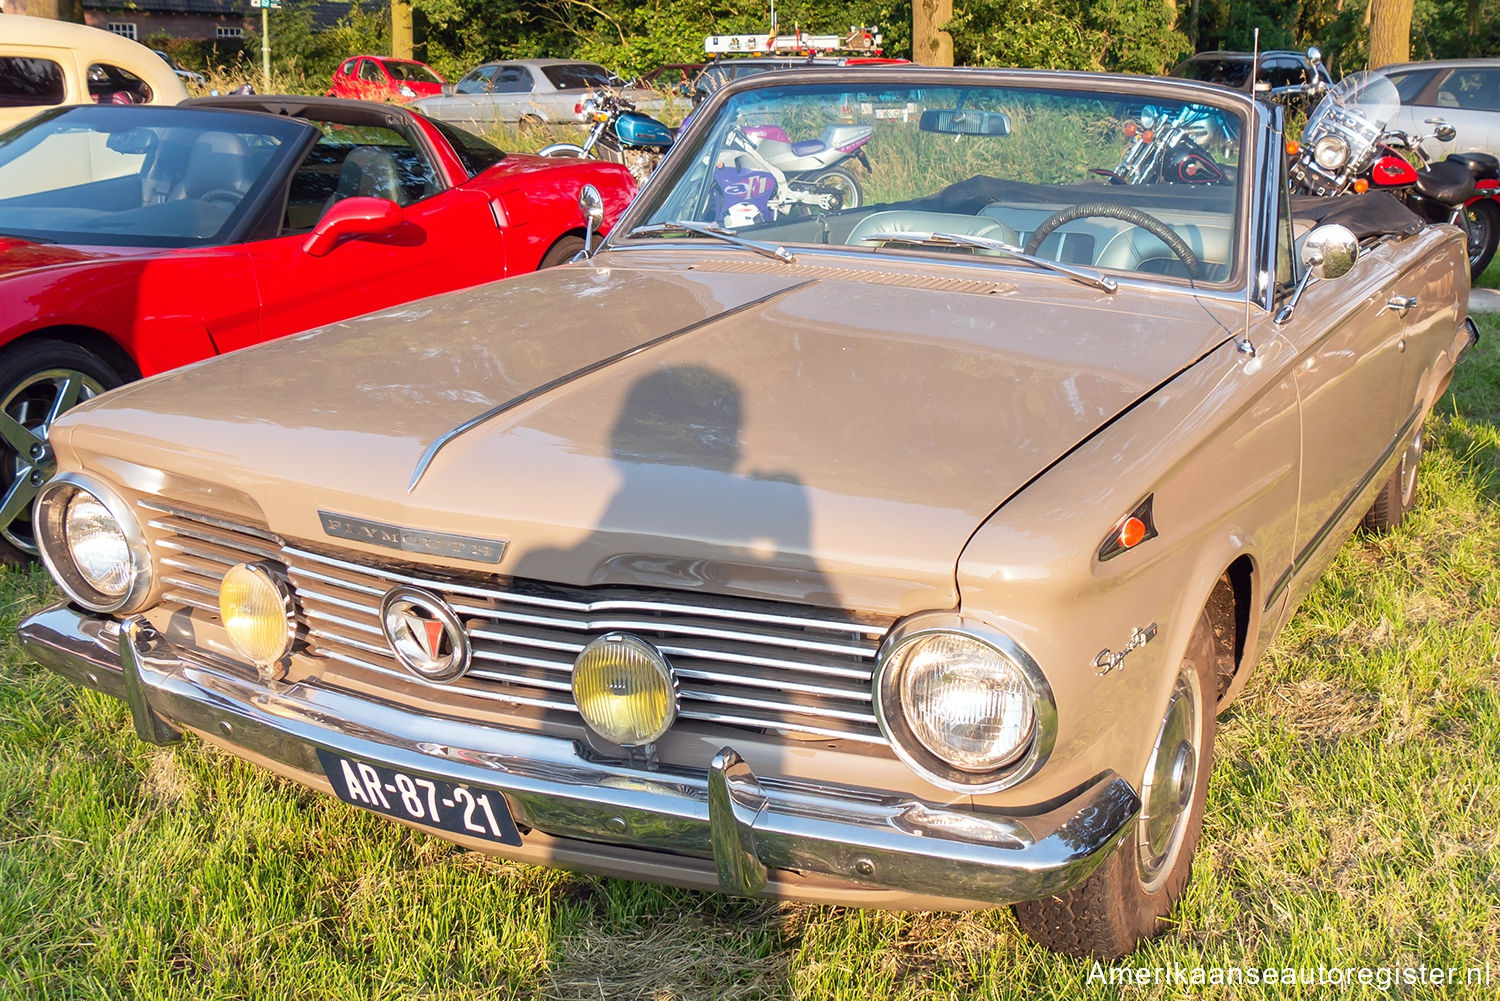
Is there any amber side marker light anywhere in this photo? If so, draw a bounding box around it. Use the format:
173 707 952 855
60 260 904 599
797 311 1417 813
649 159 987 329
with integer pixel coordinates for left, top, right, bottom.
1286 140 1301 156
1098 495 1159 562
1353 178 1369 193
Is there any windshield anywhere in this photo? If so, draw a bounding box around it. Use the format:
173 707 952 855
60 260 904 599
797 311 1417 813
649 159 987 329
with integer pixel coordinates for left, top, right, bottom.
0 106 308 247
632 80 1246 284
542 64 617 91
1301 71 1400 144
386 60 443 84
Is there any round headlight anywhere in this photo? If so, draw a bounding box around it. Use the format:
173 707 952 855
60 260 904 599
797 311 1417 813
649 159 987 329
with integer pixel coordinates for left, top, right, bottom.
219 562 295 666
1313 134 1350 171
898 633 1035 771
572 633 678 746
35 473 153 613
874 615 1056 793
64 491 132 597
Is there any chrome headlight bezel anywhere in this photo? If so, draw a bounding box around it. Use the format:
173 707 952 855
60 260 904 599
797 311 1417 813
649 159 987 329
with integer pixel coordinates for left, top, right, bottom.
1313 134 1350 171
872 613 1057 794
34 471 153 614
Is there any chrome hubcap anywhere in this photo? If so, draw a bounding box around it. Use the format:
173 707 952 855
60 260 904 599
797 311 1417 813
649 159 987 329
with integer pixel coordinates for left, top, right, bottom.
1137 665 1202 890
0 368 102 554
1399 429 1422 508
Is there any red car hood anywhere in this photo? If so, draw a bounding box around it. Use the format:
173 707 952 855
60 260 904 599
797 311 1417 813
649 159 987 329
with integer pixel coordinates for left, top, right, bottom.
0 238 157 279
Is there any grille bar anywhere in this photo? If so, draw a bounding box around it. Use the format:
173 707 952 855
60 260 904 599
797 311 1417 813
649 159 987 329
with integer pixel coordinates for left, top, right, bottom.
147 501 892 745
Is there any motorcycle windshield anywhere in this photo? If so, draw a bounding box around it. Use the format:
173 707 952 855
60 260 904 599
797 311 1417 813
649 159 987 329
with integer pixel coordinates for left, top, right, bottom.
1301 72 1400 144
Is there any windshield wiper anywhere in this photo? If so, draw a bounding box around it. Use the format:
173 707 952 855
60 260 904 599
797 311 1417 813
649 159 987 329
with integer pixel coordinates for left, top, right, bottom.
864 230 1118 293
626 220 796 263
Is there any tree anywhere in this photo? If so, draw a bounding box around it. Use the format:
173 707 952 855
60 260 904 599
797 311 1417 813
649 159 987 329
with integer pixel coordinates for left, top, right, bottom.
1368 0 1415 66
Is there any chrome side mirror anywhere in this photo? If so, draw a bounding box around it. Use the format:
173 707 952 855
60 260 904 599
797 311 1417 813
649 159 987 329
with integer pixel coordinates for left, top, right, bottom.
1306 46 1322 67
1276 224 1358 324
1425 117 1457 142
578 184 605 258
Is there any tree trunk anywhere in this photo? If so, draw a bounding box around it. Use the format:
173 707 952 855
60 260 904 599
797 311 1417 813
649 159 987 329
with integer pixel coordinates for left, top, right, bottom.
1368 0 1414 68
392 0 414 60
21 0 85 20
913 0 954 66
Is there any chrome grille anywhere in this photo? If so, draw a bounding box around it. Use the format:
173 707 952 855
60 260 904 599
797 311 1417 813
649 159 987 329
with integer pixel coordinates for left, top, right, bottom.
146 500 893 744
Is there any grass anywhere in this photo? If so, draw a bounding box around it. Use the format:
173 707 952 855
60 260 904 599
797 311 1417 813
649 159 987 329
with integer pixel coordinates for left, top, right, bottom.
2 318 1499 999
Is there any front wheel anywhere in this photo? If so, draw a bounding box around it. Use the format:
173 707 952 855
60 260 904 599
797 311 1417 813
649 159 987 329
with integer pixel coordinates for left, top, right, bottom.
1013 602 1225 958
539 143 588 159
810 166 863 210
1465 200 1499 280
0 340 128 565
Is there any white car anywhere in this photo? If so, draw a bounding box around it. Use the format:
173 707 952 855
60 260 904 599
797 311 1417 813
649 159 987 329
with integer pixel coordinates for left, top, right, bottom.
412 59 661 126
1373 59 1500 157
0 15 188 130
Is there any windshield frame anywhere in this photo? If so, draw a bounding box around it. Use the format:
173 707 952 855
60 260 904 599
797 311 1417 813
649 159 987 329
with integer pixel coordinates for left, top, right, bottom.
607 67 1262 297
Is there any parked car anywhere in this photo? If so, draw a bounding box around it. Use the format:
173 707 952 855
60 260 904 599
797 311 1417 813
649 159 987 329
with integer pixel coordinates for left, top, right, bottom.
1169 49 1332 90
19 67 1474 959
0 95 633 563
1369 59 1500 158
327 55 446 103
0 14 188 130
412 59 662 126
690 54 908 104
152 49 206 87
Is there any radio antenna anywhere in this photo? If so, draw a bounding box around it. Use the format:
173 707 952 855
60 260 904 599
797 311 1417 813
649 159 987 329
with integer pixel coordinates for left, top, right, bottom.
1246 27 1260 97
1238 27 1261 357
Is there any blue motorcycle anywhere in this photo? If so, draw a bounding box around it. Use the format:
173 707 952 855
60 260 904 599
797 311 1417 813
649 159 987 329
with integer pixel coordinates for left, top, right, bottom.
540 88 674 184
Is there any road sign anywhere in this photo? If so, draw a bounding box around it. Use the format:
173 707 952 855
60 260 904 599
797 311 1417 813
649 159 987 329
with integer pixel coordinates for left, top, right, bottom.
250 0 282 9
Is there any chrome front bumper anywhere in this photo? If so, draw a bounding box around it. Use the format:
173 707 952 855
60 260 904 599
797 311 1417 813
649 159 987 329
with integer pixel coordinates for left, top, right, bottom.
20 602 1140 908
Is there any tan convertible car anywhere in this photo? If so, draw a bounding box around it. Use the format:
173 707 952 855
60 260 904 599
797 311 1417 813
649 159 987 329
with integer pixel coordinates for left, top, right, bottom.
19 68 1477 957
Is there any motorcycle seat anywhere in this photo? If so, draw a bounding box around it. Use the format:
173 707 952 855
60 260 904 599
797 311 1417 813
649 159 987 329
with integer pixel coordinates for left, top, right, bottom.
1414 159 1476 204
791 139 827 157
1448 152 1500 181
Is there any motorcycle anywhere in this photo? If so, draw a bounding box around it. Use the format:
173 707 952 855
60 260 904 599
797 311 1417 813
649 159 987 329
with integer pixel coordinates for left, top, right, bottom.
713 120 874 226
539 89 675 185
1287 70 1500 279
1107 103 1238 186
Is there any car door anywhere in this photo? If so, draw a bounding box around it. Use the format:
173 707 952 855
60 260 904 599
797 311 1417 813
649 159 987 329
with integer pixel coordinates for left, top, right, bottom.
434 65 498 124
1431 66 1500 154
1276 239 1409 571
490 65 535 121
230 122 510 350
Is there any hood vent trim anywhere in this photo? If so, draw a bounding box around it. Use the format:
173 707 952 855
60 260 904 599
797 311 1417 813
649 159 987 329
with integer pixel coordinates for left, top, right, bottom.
688 259 1015 295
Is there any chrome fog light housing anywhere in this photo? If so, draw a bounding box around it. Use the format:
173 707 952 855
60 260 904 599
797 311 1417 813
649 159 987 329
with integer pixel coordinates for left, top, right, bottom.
572 633 678 746
1313 134 1350 171
34 473 153 613
873 613 1056 793
219 562 297 667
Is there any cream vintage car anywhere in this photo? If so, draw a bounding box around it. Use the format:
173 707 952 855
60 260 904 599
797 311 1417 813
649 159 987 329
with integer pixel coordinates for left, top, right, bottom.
18 68 1477 958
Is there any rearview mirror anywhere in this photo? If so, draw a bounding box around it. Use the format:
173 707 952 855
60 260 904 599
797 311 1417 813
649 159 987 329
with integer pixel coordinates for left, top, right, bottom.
919 108 1011 137
303 197 404 257
105 129 157 155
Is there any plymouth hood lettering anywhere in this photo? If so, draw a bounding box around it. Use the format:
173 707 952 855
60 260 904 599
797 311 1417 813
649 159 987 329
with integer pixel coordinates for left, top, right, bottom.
56 260 1239 614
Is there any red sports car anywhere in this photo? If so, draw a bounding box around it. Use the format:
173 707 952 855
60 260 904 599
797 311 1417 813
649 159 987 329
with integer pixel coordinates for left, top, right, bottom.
327 56 446 102
0 95 635 563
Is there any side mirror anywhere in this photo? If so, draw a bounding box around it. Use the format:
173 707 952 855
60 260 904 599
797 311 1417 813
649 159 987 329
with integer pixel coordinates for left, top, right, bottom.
1426 117 1457 142
1276 223 1358 323
578 183 605 257
303 197 403 257
1306 46 1323 66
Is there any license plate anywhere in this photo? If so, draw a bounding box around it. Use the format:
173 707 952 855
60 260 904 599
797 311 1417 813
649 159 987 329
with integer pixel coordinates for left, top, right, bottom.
317 749 522 846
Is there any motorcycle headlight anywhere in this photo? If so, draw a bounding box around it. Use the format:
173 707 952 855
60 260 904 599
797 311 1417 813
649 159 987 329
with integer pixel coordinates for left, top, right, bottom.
1313 134 1350 171
873 613 1055 793
35 473 153 613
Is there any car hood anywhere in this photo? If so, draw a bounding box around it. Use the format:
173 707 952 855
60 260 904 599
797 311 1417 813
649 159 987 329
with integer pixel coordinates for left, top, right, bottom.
56 253 1240 615
0 238 153 279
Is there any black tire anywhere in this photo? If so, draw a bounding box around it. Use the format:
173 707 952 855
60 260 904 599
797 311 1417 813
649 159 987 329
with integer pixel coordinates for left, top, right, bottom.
1013 602 1225 958
0 339 128 565
811 166 863 210
538 235 586 269
1362 426 1423 532
1465 201 1499 281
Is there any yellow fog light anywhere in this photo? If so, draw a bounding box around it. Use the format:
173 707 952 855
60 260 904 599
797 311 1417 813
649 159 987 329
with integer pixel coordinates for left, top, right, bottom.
218 562 296 667
571 633 678 746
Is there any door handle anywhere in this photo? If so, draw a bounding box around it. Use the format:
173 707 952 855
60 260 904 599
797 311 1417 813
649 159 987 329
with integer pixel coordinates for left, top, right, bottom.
1383 295 1418 314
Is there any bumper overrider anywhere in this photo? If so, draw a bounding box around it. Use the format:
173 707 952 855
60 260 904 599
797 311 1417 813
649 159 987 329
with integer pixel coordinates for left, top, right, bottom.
20 602 1141 908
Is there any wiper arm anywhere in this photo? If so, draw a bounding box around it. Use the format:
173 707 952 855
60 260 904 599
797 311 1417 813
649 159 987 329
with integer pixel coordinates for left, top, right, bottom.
864 230 1118 293
626 220 796 263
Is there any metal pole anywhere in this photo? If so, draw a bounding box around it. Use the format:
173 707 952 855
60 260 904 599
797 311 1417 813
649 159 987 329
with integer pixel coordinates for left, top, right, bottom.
261 3 270 93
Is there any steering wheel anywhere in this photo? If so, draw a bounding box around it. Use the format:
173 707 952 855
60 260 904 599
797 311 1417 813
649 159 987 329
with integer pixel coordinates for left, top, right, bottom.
1023 201 1204 280
199 188 244 205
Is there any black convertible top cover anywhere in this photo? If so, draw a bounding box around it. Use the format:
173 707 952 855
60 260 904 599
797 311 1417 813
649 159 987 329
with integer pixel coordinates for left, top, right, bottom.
1290 191 1425 239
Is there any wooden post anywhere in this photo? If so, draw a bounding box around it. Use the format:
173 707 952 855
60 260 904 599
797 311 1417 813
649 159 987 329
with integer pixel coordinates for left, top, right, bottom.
913 0 954 67
392 0 414 60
